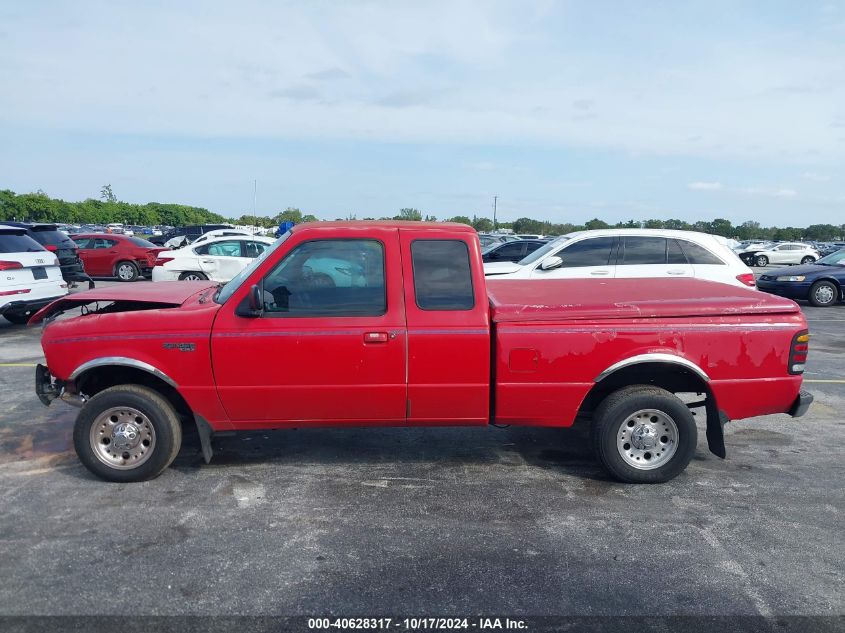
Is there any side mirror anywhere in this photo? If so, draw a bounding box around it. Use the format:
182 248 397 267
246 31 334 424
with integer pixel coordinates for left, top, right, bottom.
236 284 264 317
540 256 563 271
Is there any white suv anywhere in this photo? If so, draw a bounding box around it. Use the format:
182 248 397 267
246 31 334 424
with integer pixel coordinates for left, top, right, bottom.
483 229 756 288
0 227 68 324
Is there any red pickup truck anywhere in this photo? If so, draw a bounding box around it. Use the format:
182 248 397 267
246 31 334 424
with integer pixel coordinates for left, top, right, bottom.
32 221 812 483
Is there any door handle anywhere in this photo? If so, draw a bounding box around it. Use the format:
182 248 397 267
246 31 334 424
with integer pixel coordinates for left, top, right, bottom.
364 331 389 343
201 260 214 264
667 269 687 275
590 270 610 276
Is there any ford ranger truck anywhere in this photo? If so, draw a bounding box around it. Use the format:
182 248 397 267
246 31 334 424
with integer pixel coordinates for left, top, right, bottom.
31 221 813 483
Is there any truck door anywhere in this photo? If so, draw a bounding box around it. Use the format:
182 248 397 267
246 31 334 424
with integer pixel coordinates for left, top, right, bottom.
399 229 490 425
210 228 407 425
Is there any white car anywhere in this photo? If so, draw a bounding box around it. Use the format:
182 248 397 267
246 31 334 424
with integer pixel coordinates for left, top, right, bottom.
164 228 252 249
741 242 820 268
484 229 756 288
0 226 68 324
152 235 275 282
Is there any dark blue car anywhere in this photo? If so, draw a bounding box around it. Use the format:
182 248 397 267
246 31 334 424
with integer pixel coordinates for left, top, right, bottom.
757 248 845 307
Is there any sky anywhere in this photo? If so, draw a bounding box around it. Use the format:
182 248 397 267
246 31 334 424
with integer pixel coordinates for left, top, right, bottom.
1 0 844 225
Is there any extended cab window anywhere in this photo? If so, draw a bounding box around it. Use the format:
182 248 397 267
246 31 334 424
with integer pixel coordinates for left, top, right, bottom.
620 237 667 265
411 240 474 310
678 240 724 265
558 237 614 267
262 239 386 316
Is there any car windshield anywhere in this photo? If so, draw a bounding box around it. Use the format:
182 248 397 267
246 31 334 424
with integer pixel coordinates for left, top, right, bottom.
215 232 290 303
816 249 845 265
517 236 570 266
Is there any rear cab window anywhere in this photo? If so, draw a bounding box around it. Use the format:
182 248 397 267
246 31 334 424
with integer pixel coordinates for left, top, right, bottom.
411 240 475 310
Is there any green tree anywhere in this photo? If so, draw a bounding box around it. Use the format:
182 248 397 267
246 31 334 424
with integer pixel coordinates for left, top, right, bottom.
447 215 472 225
471 216 494 232
584 218 610 230
273 207 303 224
395 208 423 221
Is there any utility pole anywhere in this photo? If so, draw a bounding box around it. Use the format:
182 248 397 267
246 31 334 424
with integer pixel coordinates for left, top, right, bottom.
492 195 498 231
252 179 257 234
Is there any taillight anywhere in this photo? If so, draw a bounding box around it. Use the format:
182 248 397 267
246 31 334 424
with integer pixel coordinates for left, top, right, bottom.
736 272 756 287
44 244 58 252
788 330 809 375
154 256 174 267
0 261 24 271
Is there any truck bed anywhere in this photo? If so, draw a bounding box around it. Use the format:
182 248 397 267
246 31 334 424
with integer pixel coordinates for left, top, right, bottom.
487 277 800 322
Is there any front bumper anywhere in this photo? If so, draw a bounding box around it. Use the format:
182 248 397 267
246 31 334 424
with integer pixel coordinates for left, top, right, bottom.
788 390 814 417
756 280 811 300
0 295 66 319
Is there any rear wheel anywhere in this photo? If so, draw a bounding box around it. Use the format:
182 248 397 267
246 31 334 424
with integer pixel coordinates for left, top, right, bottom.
73 385 182 482
754 255 769 267
179 271 208 281
116 261 140 281
591 385 697 483
809 280 838 307
801 256 816 265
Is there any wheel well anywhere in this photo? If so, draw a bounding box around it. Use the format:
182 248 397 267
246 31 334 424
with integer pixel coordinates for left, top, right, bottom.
811 277 842 295
579 362 712 416
75 366 193 421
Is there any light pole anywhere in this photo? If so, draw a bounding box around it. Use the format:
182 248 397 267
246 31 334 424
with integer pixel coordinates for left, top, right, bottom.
492 195 498 231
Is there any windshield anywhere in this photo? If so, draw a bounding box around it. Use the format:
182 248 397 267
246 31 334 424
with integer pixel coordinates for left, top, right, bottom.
517 236 570 266
816 248 845 266
215 232 291 303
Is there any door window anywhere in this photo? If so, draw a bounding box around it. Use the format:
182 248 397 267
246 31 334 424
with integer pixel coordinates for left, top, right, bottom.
72 237 93 249
620 237 667 265
678 240 724 265
411 240 475 310
667 240 687 264
262 239 386 316
557 237 615 267
492 242 524 259
94 238 116 249
195 240 242 257
241 241 267 258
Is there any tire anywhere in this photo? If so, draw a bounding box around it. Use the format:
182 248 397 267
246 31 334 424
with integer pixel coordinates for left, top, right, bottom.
179 271 208 281
801 256 816 265
73 385 182 482
808 280 839 307
115 261 140 282
591 385 697 483
3 312 30 325
754 255 769 267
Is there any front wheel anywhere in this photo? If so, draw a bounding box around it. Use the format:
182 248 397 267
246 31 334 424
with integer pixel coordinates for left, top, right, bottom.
179 271 208 281
591 385 697 483
116 261 140 281
801 256 816 265
809 280 838 307
73 385 182 482
754 255 769 267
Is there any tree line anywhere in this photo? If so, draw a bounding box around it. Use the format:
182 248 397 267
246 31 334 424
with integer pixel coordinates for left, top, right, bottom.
2 189 843 242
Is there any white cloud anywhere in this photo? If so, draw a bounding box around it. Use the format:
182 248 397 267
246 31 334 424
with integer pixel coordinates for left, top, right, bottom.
687 181 723 190
801 172 830 182
1 1 844 160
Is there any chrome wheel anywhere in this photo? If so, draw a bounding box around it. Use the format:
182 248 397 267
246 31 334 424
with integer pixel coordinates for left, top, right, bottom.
89 406 156 470
181 272 203 281
617 408 678 470
117 263 136 280
815 285 835 305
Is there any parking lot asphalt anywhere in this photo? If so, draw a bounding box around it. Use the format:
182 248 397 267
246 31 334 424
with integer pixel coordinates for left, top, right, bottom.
0 278 842 618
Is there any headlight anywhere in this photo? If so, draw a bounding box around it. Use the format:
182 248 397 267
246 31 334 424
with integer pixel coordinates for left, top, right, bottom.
776 275 806 282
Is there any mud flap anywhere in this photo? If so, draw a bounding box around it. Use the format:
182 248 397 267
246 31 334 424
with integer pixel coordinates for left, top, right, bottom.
705 401 728 459
194 414 214 464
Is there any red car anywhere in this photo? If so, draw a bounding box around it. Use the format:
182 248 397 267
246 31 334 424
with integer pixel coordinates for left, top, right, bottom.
71 234 168 281
34 221 811 483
